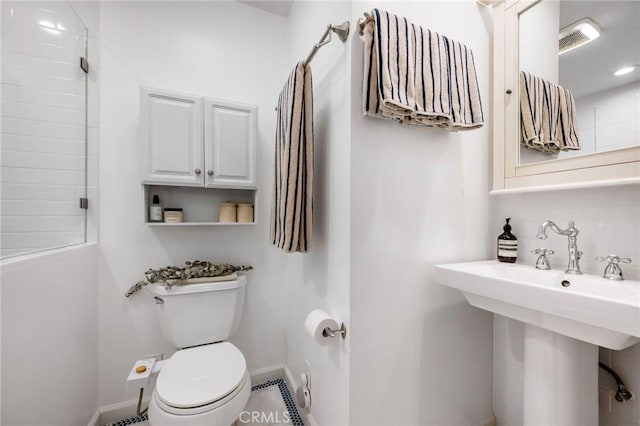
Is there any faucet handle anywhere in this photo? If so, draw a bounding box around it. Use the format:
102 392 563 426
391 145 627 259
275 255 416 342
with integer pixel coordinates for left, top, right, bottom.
532 248 554 270
596 255 632 281
596 255 632 264
532 248 554 256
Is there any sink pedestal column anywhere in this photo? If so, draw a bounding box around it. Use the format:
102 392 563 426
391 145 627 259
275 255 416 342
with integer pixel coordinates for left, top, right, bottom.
523 324 598 426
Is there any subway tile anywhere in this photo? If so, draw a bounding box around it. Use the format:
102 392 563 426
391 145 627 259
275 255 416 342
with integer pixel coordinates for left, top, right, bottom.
1 167 84 186
2 116 85 140
599 387 612 413
1 231 84 249
1 83 85 110
1 216 85 233
1 150 85 171
2 66 85 95
1 51 80 79
1 199 82 216
1 182 84 201
2 99 85 126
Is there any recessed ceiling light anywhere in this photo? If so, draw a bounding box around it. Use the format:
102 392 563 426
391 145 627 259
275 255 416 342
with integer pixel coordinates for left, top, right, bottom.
559 19 601 55
613 66 637 77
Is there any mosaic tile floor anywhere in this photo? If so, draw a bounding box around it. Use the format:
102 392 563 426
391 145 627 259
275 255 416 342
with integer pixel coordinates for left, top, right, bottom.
105 378 304 426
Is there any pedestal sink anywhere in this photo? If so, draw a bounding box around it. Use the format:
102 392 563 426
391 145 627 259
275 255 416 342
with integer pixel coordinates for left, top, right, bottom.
434 261 640 426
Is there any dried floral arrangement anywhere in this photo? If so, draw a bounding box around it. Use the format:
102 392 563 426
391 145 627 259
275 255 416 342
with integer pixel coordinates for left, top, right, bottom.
125 260 253 298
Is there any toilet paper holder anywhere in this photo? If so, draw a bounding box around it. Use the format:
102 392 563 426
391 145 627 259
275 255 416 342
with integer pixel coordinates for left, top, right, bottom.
322 323 347 339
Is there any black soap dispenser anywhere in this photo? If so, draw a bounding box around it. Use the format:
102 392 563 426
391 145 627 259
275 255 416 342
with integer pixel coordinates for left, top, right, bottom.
497 218 518 263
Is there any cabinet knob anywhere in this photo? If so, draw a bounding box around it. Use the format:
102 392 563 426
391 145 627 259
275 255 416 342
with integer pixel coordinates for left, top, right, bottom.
194 168 202 175
207 170 214 176
506 89 512 95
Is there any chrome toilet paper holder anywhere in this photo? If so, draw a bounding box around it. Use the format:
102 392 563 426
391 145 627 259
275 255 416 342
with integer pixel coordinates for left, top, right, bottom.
322 323 347 339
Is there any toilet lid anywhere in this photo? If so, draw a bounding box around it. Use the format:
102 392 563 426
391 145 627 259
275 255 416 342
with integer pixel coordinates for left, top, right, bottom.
156 342 247 409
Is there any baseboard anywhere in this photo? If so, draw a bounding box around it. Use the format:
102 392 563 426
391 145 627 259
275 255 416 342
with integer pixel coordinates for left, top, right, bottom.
481 413 497 426
283 364 317 426
87 408 101 426
250 363 285 384
88 398 140 426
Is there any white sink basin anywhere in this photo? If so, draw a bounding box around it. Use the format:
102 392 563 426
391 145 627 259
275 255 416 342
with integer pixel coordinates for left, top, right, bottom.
434 261 640 350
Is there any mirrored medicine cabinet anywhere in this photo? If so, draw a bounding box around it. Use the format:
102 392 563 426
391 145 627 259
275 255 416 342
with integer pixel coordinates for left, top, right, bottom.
492 0 640 191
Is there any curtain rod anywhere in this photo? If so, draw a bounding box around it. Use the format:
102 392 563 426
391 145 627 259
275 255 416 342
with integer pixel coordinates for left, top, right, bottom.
303 21 350 66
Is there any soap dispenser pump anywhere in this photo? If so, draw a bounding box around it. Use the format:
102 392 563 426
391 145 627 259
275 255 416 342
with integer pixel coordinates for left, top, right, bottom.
497 218 518 263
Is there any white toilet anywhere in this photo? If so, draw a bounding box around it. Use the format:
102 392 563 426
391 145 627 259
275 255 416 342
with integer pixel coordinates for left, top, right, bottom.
147 275 250 426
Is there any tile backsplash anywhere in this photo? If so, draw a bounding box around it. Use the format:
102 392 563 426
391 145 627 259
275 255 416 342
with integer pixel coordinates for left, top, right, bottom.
492 184 640 426
492 184 640 281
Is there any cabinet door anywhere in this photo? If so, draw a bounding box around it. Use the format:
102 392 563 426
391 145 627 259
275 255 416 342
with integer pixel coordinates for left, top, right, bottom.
141 88 203 186
204 99 256 189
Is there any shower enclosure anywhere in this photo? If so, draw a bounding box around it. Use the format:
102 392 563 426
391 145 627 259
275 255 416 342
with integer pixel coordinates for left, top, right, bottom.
1 1 89 258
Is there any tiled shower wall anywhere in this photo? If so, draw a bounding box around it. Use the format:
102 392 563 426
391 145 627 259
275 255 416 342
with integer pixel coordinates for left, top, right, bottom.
1 1 89 257
492 184 640 426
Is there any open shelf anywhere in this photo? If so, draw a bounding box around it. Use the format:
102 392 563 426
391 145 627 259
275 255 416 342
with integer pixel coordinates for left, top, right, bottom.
147 221 254 226
143 185 257 226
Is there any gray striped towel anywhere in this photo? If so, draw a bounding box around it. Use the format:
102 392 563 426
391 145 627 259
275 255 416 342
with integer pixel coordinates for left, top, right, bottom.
520 71 580 153
270 62 313 253
361 8 484 131
558 85 580 150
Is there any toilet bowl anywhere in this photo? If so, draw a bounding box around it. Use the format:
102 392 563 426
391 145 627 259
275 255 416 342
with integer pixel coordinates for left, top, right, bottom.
148 342 251 426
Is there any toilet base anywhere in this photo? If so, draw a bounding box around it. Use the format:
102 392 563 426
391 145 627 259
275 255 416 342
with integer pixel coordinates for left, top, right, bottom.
148 372 251 426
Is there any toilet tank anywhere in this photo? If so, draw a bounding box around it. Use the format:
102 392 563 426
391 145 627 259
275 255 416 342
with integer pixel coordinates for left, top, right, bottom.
150 275 247 348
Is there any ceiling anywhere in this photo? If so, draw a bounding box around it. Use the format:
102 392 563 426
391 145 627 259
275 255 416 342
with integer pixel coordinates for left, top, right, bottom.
237 1 293 17
558 1 640 99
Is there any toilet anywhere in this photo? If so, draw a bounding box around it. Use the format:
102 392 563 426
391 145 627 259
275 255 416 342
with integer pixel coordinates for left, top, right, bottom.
147 275 250 426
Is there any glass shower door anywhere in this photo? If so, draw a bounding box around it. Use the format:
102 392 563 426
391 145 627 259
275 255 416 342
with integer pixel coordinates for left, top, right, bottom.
1 1 88 258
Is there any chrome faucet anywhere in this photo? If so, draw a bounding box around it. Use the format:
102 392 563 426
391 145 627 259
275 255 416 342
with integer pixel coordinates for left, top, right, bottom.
537 220 582 274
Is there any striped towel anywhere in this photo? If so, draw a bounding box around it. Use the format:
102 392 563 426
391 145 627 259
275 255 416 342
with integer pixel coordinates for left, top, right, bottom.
520 71 580 153
558 85 580 150
270 62 313 253
361 8 484 131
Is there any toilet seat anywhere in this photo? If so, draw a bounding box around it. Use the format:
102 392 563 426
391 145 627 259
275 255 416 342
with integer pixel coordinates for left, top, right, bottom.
156 342 247 409
153 370 250 416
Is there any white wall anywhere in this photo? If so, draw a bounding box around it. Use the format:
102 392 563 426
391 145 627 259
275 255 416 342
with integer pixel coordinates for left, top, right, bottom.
97 1 295 406
282 2 351 425
349 2 494 425
491 184 640 426
0 244 99 425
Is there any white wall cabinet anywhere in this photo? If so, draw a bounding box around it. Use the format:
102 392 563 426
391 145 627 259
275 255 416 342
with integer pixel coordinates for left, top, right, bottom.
141 88 257 225
204 99 257 189
141 88 204 186
141 88 257 189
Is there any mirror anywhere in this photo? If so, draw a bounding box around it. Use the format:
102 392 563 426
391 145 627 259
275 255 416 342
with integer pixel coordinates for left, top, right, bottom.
492 0 640 191
518 1 639 166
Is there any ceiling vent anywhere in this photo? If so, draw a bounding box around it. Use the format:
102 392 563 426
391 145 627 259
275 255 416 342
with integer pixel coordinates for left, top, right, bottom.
559 18 601 55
